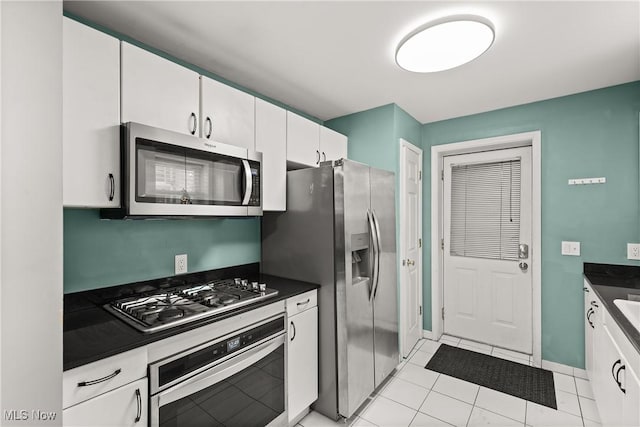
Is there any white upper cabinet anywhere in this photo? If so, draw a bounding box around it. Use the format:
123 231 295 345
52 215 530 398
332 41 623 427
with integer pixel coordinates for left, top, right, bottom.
286 111 321 167
63 18 120 208
287 111 348 168
320 126 348 162
121 42 200 136
255 99 286 211
200 76 255 149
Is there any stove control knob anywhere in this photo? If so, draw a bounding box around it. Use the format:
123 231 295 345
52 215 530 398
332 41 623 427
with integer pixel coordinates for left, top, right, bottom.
251 281 259 289
234 278 242 285
241 279 249 287
259 283 266 292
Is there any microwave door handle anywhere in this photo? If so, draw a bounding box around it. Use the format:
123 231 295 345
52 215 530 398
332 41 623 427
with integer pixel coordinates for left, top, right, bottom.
241 159 252 206
157 333 285 408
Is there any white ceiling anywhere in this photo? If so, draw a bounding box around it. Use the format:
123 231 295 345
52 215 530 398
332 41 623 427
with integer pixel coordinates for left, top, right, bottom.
64 1 640 124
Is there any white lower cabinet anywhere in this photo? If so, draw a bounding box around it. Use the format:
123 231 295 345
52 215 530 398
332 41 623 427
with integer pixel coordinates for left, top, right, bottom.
592 324 640 426
63 378 148 427
587 280 640 427
287 292 318 424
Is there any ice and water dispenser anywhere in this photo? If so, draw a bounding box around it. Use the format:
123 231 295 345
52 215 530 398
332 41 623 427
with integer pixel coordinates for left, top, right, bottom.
351 232 371 286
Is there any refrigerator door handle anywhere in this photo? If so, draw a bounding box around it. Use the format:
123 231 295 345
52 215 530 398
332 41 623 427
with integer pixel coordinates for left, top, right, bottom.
367 209 379 302
371 209 382 299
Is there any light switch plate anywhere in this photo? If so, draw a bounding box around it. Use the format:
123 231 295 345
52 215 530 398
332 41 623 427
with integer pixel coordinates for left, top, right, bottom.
627 244 640 260
175 254 188 274
561 241 580 256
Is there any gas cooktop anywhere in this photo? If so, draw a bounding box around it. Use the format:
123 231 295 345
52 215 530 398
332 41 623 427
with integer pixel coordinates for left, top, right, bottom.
104 278 278 333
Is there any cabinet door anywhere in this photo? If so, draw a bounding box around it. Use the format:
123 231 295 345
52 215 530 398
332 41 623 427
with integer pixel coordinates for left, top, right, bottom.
121 42 199 136
320 126 348 163
287 111 320 167
592 325 625 426
64 378 147 427
255 99 286 211
200 76 255 149
622 362 640 426
63 18 120 207
288 306 318 423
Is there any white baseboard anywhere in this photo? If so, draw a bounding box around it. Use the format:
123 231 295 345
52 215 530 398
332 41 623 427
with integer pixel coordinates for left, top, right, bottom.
541 360 580 376
573 368 588 380
422 330 434 340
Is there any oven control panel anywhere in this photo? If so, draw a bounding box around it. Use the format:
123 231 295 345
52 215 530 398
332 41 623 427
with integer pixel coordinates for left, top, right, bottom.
158 316 284 388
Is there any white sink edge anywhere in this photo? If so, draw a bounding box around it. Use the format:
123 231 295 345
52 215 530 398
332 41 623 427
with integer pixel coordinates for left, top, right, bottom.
613 299 640 334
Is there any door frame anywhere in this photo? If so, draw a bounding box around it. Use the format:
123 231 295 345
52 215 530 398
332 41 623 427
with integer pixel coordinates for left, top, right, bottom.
430 131 542 366
399 138 423 357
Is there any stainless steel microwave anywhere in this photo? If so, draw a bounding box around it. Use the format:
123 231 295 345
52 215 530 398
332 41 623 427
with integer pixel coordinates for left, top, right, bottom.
101 122 262 218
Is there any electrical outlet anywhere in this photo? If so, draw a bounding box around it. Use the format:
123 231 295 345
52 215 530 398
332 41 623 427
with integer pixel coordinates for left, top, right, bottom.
175 254 188 274
627 244 640 260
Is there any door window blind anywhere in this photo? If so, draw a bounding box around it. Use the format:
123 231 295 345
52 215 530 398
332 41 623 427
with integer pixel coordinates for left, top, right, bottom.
450 159 521 261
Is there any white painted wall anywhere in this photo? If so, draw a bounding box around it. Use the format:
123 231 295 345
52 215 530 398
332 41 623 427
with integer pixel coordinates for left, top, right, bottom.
1 2 63 425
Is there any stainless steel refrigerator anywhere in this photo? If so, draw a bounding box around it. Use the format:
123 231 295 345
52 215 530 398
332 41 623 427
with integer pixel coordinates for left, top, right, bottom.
262 159 399 420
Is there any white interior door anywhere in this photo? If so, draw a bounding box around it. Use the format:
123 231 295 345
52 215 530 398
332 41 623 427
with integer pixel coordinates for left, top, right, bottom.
443 147 532 354
400 140 422 357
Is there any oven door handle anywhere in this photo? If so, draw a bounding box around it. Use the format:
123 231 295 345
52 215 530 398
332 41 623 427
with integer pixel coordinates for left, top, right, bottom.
241 159 252 206
156 333 284 408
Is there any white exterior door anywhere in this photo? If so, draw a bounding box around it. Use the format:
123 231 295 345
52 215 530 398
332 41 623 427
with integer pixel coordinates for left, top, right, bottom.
400 140 422 357
443 147 532 353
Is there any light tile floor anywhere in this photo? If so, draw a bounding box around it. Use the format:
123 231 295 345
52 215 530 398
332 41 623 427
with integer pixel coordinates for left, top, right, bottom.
298 335 601 427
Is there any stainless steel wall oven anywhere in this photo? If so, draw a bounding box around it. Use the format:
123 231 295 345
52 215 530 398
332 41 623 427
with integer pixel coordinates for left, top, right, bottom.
149 315 286 426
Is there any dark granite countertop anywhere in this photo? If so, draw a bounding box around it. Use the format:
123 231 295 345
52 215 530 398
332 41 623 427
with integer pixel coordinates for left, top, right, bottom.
64 264 319 371
584 263 640 355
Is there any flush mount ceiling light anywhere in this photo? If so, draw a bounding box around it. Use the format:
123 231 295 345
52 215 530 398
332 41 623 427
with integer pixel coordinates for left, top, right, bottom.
396 16 495 73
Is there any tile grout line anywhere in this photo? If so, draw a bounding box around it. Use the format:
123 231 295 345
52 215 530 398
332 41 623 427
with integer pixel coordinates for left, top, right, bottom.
573 376 587 427
465 385 481 427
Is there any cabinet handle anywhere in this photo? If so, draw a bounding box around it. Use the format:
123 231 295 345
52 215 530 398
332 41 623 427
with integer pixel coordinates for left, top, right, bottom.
611 359 621 386
108 173 115 202
590 301 599 308
189 112 197 135
586 308 594 328
134 388 142 423
316 150 320 164
297 298 310 307
205 116 213 139
322 152 326 162
290 321 296 342
77 368 121 387
615 364 626 394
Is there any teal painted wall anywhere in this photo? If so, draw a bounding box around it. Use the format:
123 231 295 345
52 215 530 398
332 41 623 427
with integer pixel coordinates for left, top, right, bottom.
394 105 422 148
422 81 640 368
325 104 397 171
64 210 260 293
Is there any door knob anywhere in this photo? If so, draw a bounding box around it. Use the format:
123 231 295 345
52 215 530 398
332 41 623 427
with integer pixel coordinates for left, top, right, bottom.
519 262 528 272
